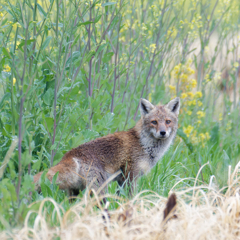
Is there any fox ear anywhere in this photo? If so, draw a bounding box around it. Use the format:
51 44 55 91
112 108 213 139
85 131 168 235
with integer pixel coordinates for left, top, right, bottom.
140 98 154 116
167 97 180 115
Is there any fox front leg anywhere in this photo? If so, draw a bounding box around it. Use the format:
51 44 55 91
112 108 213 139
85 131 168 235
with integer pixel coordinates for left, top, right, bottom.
128 177 138 198
85 166 109 203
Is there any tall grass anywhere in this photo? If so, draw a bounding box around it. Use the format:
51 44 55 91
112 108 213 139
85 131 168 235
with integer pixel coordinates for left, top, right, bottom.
1 163 240 239
0 0 240 232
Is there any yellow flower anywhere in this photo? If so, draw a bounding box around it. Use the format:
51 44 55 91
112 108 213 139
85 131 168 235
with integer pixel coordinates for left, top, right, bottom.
187 92 194 98
0 13 3 18
187 111 192 115
197 111 205 118
95 3 101 8
205 46 209 54
12 22 21 29
214 72 221 81
219 113 222 121
119 36 125 42
205 74 209 80
205 132 210 140
197 120 202 125
181 93 187 99
4 65 11 72
142 24 147 31
174 65 180 75
199 133 206 141
191 79 197 88
233 62 239 68
190 130 198 144
226 121 232 131
13 78 16 86
197 101 203 107
148 93 152 102
183 125 194 137
192 100 196 106
187 67 195 75
16 41 21 49
187 58 192 65
195 91 202 98
168 85 176 94
180 74 188 82
149 43 156 53
167 27 177 38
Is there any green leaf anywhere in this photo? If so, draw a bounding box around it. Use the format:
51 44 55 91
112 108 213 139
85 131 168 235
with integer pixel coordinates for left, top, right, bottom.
94 14 102 23
81 129 99 143
97 112 115 131
39 124 48 135
96 43 107 55
45 117 54 131
40 170 53 197
102 52 114 63
6 182 17 201
177 129 194 152
71 34 80 49
22 151 32 167
223 150 230 163
210 124 219 143
84 50 95 63
66 51 81 66
102 2 116 7
22 175 34 191
77 15 102 27
50 142 58 150
43 88 54 105
52 23 63 28
46 57 56 66
41 182 48 197
2 47 11 59
42 36 52 50
28 202 41 212
18 39 36 49
0 93 11 109
32 159 41 171
52 171 59 185
37 3 47 18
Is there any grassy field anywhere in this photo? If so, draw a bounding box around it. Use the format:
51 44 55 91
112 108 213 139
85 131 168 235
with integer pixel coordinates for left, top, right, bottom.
0 0 240 238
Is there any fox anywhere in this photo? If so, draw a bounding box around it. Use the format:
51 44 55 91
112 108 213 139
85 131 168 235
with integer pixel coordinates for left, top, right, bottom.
34 97 180 197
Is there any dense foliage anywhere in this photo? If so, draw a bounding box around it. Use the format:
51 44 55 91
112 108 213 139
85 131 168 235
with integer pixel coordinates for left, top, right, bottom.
0 0 240 230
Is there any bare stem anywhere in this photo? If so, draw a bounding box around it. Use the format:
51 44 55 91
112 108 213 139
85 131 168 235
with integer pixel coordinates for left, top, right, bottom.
16 22 29 202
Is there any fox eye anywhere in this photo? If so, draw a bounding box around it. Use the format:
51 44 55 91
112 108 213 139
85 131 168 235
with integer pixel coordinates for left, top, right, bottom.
151 120 157 125
166 120 171 124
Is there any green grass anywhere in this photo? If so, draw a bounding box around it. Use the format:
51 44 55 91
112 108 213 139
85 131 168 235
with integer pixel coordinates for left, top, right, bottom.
0 0 240 231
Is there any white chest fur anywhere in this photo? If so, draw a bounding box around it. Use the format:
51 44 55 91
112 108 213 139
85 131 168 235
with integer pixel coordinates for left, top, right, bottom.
140 132 175 169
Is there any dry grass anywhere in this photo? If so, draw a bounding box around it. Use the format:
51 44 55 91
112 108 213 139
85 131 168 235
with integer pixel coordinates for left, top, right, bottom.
1 162 240 240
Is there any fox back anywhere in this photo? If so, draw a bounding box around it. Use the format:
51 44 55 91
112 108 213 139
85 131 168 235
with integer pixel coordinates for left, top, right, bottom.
34 97 180 196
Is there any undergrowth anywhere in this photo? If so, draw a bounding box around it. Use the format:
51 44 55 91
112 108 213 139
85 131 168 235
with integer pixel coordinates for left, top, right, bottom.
0 0 240 232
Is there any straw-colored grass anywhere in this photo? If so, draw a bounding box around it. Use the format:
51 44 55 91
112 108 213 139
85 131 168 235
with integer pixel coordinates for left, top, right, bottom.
1 162 240 240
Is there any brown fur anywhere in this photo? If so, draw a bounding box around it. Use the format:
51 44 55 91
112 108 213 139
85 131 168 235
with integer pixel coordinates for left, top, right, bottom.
34 98 180 196
163 193 177 221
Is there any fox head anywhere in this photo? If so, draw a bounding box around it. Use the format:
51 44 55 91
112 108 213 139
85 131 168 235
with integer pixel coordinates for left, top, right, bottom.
140 97 180 140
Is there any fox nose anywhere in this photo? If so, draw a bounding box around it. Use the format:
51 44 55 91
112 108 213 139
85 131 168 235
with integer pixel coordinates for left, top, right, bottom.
160 131 166 136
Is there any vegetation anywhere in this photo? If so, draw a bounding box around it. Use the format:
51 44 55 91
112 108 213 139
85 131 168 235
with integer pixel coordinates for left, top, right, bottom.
0 0 240 237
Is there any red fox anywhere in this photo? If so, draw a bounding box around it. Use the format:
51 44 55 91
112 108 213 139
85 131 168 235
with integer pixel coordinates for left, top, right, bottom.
34 97 180 196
